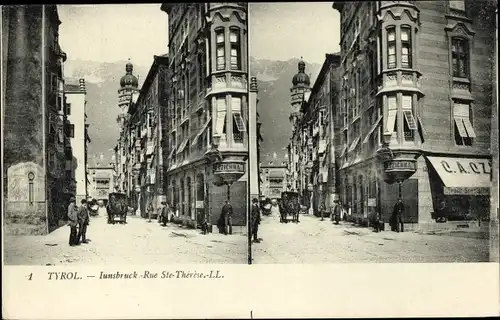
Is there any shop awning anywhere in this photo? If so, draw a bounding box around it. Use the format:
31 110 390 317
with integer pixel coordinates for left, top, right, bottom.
177 138 189 154
426 156 491 195
191 117 212 146
362 115 382 144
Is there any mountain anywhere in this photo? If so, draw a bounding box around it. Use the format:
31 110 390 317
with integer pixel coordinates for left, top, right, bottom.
251 56 322 165
64 59 150 166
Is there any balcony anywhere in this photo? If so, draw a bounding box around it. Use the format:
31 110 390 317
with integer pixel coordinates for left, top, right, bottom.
404 131 415 141
233 132 244 144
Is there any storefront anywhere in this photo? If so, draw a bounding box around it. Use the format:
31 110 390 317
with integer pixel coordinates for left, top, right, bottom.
426 156 491 221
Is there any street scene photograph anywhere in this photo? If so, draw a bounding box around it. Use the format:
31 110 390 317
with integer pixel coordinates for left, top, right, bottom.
248 1 498 263
2 3 251 265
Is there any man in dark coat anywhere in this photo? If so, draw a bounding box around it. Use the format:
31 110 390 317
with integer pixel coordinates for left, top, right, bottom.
392 198 405 233
251 198 261 243
332 201 342 225
221 200 233 235
77 199 90 244
67 197 79 246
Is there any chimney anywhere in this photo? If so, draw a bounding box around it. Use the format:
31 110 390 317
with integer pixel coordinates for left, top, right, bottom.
79 78 86 92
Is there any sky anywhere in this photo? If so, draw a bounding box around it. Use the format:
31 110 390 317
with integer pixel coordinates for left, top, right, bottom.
249 2 341 64
58 4 169 67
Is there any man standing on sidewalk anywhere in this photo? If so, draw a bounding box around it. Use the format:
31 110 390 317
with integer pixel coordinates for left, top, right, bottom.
392 198 405 233
221 200 233 235
251 198 261 243
77 199 90 244
67 197 79 246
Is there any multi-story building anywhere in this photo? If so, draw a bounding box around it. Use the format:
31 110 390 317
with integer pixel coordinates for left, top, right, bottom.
88 163 115 203
126 55 169 217
64 79 90 203
160 3 250 231
114 61 140 209
332 0 496 228
3 5 73 234
289 54 341 215
287 59 312 211
260 162 288 200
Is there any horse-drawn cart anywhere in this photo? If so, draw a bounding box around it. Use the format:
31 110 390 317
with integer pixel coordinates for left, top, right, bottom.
280 191 300 223
107 192 128 224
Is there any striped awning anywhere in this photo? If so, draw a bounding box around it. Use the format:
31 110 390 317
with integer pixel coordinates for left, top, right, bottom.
362 115 382 144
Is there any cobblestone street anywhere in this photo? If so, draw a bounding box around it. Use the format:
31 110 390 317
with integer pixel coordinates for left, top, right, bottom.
252 213 490 263
4 214 247 265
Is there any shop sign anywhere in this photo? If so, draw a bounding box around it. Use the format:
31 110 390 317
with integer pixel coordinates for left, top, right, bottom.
444 187 489 196
439 159 491 175
384 160 416 171
213 162 245 174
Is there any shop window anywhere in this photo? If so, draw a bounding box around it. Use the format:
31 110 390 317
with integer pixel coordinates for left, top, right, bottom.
401 26 412 68
451 38 469 78
229 28 241 70
387 27 396 69
454 102 475 146
215 28 225 71
402 95 417 141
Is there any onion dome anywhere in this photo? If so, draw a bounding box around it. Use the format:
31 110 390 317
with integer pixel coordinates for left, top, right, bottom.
292 58 311 87
120 59 139 88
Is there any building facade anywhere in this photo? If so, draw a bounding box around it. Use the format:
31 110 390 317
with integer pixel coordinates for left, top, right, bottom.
260 163 288 200
125 55 169 217
287 59 312 211
114 61 140 210
289 54 342 216
2 5 74 234
161 3 250 229
64 79 90 203
332 0 496 227
88 164 115 203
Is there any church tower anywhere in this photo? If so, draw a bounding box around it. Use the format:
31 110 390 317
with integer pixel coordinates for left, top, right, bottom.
117 59 139 112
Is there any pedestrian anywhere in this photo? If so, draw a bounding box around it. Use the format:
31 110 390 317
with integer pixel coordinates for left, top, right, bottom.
331 201 341 225
161 202 171 227
67 197 79 246
77 199 90 244
251 198 261 243
147 202 154 222
157 201 165 224
221 200 233 235
338 201 344 221
392 198 405 232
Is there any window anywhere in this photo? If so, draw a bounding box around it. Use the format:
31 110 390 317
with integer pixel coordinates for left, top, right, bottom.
229 28 241 70
401 26 412 68
387 27 396 69
215 97 227 135
66 124 75 138
51 74 58 92
215 29 225 71
368 50 376 91
402 95 417 141
451 38 469 78
232 97 246 132
198 53 204 91
454 102 475 145
449 0 465 11
386 96 397 133
65 102 71 116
